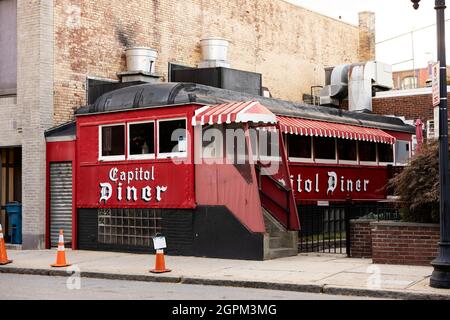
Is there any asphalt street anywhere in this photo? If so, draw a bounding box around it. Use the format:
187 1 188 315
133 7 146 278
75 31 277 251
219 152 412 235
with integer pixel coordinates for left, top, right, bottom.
0 273 374 300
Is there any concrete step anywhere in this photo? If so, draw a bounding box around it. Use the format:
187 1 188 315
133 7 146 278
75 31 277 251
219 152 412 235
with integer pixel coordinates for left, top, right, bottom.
269 236 283 248
5 243 22 250
263 208 298 259
267 247 298 260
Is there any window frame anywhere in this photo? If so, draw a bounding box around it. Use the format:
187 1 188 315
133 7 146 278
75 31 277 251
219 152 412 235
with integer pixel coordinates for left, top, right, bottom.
287 134 313 163
157 117 188 159
337 138 358 165
127 120 156 161
358 141 378 166
313 136 338 164
394 140 411 166
377 143 395 166
98 123 126 162
256 129 281 163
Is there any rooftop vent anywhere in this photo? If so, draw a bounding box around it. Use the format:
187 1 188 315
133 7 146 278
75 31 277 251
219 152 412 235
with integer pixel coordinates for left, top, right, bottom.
125 47 158 73
118 47 161 83
198 37 230 68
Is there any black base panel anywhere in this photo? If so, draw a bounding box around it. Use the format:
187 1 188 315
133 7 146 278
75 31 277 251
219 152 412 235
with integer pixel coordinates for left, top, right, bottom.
77 206 264 260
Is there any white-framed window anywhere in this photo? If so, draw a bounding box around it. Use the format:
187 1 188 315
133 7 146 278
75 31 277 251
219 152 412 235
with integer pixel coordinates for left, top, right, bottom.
377 143 394 165
256 129 280 162
401 76 418 90
394 140 411 166
287 134 313 163
127 121 155 160
337 139 358 165
314 136 337 164
157 118 188 158
99 123 126 161
358 141 378 165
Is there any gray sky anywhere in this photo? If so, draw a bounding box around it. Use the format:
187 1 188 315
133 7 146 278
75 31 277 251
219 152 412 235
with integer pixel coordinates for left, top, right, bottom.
287 0 447 71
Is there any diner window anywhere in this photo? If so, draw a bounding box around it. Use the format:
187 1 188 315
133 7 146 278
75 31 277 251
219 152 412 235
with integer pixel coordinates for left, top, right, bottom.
314 137 336 161
100 124 125 160
128 122 155 159
288 135 312 160
158 118 187 158
378 143 394 163
258 130 279 160
359 141 377 162
395 140 410 165
337 139 357 162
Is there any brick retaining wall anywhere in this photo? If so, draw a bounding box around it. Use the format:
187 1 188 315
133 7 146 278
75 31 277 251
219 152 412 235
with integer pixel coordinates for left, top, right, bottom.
349 219 373 258
350 220 440 266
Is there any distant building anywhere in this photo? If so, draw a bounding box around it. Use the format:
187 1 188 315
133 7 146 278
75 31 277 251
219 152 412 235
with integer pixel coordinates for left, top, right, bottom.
392 65 450 90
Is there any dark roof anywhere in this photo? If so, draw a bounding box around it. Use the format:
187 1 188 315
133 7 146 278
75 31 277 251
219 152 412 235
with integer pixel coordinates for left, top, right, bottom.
45 121 76 138
75 82 415 134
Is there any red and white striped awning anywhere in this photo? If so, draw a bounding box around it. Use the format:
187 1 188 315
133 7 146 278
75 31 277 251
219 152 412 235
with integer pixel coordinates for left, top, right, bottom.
191 101 277 126
278 116 396 144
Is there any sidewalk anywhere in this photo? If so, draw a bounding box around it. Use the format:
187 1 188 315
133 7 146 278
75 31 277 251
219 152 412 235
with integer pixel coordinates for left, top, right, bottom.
1 249 449 299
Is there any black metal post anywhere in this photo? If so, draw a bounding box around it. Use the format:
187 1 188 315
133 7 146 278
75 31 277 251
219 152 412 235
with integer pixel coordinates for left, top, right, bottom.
414 0 450 288
431 0 450 289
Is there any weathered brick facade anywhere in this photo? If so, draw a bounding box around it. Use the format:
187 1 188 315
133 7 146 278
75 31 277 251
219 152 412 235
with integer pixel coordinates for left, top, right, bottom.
358 12 375 62
53 0 372 125
350 220 440 266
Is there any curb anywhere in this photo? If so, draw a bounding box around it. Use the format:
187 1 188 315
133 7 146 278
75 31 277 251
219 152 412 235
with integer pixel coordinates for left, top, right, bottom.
1 266 449 300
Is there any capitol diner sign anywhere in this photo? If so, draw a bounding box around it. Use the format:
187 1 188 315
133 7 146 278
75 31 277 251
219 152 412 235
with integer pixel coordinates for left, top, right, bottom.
99 166 168 204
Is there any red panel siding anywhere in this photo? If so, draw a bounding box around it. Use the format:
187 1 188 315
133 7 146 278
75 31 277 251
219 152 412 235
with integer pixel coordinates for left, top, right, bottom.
289 163 389 202
75 105 197 209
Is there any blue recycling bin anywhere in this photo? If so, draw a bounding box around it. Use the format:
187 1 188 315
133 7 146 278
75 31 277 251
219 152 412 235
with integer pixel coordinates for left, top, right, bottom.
5 202 22 244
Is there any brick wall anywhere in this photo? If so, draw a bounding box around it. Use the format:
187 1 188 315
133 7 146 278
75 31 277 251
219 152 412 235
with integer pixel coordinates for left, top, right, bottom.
340 90 447 124
358 12 375 62
17 0 54 249
53 0 370 124
0 96 21 147
349 219 373 258
350 220 440 266
371 222 439 266
372 94 438 122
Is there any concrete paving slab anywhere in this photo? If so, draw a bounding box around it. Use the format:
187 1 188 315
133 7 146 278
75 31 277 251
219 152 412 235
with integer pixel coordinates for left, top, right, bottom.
316 271 426 290
349 264 433 277
406 277 450 295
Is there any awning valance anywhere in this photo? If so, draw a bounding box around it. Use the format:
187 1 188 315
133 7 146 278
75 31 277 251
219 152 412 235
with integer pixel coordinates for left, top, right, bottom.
278 116 396 144
192 101 277 126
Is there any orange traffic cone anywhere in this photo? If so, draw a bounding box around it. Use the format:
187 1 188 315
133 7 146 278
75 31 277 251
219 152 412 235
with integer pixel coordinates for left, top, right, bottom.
150 249 171 273
51 229 71 267
0 224 12 265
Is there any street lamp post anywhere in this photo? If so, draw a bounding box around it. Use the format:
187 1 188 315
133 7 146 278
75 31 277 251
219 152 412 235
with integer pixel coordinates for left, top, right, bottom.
412 0 450 289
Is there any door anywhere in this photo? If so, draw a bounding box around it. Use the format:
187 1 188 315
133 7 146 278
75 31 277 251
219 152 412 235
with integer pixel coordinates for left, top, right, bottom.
50 162 73 247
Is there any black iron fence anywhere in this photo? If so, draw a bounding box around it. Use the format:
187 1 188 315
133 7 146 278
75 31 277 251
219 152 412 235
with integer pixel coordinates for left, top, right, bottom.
298 202 400 255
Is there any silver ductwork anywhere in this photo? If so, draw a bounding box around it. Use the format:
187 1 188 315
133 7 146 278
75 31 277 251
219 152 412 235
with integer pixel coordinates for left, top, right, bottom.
319 64 349 105
320 61 393 112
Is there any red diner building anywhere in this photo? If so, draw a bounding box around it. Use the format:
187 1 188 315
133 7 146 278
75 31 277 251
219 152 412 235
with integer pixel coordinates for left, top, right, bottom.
45 83 415 260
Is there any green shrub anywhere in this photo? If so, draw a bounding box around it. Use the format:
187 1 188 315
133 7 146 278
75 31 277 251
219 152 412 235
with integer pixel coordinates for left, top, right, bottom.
389 140 440 223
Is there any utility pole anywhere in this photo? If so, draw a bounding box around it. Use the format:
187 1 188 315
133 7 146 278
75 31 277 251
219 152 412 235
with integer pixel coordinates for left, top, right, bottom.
412 0 450 289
